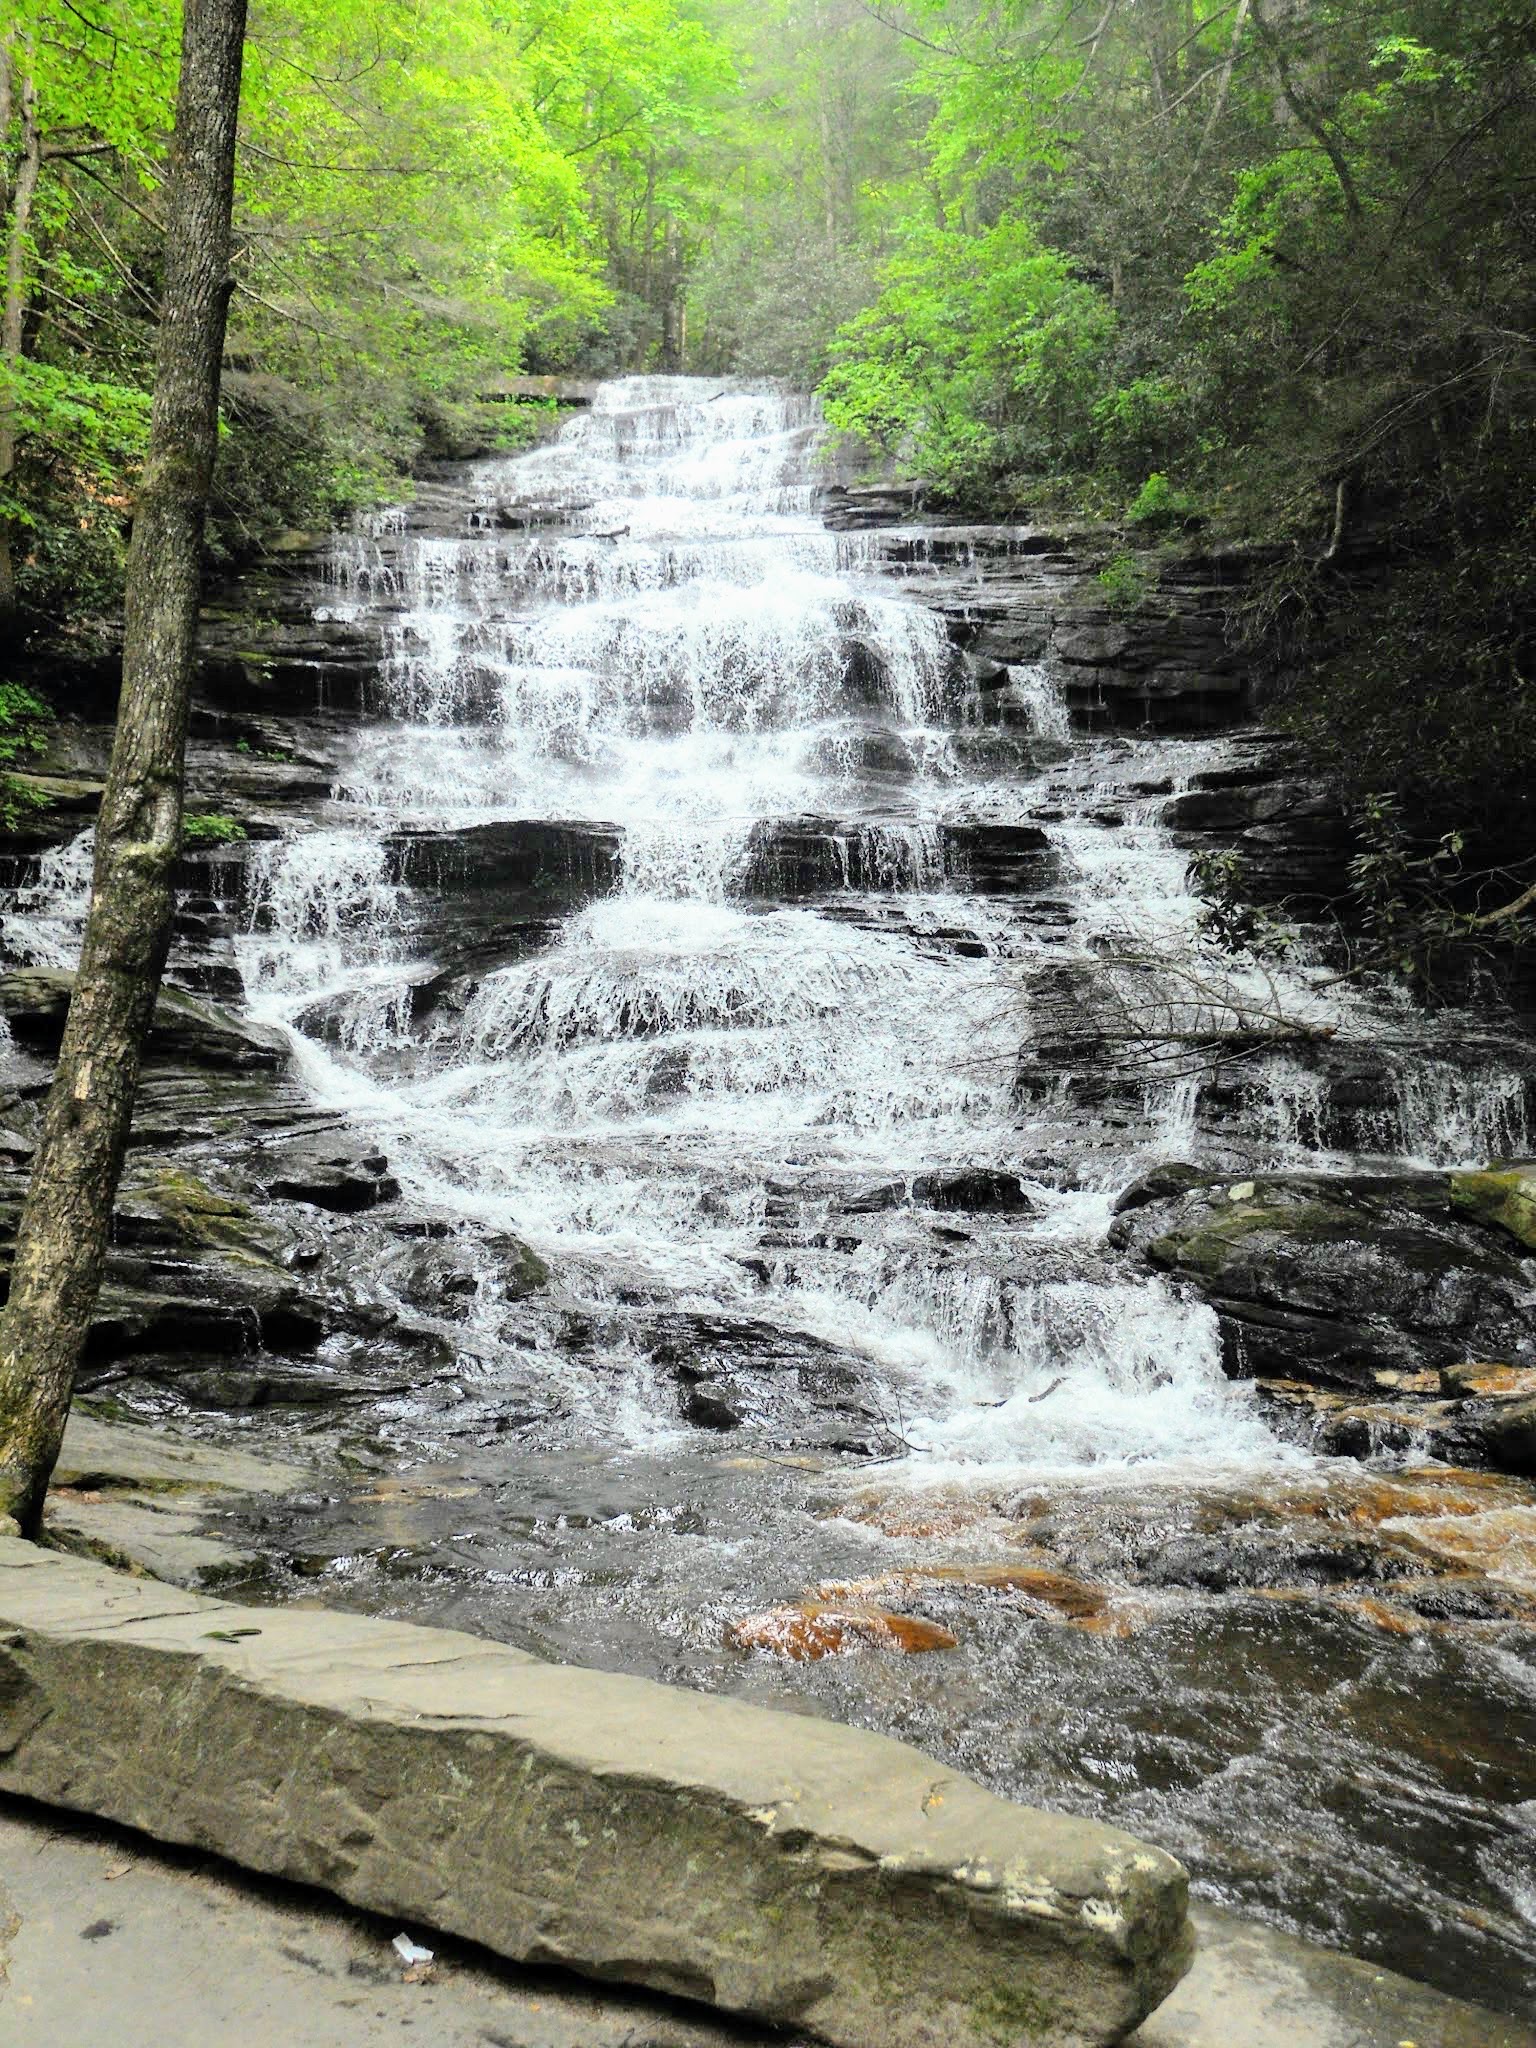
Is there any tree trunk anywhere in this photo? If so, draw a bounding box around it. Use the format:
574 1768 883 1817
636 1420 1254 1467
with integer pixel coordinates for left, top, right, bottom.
0 38 42 616
0 0 248 1537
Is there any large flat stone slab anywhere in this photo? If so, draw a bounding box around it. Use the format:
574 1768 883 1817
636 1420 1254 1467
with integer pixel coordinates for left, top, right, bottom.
1 1800 1527 2048
0 1541 1191 2046
1131 1906 1536 2048
53 1411 310 1496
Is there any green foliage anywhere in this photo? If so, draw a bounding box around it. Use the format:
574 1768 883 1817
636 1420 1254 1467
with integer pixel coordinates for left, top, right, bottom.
0 683 52 765
1 0 734 643
0 682 53 832
1095 551 1149 615
1190 850 1294 962
822 215 1116 493
1126 473 1201 532
181 812 248 846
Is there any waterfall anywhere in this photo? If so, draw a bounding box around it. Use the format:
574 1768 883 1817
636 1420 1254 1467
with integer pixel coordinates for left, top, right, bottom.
237 377 1279 1476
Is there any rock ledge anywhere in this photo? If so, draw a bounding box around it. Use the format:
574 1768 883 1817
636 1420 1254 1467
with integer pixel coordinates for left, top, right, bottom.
0 1540 1190 2047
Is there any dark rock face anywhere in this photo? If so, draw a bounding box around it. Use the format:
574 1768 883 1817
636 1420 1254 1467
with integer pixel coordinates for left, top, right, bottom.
1164 766 1357 910
0 970 288 1072
1194 1038 1536 1153
941 823 1052 894
907 536 1261 732
1110 1166 1536 1472
913 1169 1033 1213
255 1138 402 1213
641 1312 884 1448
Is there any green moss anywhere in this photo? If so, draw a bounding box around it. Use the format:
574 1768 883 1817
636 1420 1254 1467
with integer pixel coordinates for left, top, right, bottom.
140 1168 271 1257
1149 1195 1344 1277
968 1980 1058 2042
500 1236 552 1299
1450 1168 1536 1251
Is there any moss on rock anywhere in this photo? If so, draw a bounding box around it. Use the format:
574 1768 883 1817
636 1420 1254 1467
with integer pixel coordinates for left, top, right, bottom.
1449 1165 1536 1251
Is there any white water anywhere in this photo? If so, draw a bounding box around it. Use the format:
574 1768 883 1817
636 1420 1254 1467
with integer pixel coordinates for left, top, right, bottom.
227 379 1297 1479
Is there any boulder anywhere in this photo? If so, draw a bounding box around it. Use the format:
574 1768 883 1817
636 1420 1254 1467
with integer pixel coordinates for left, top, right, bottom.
0 1543 1193 2048
1111 1171 1536 1391
914 1168 1034 1214
489 1232 551 1299
643 1312 882 1448
1450 1162 1536 1250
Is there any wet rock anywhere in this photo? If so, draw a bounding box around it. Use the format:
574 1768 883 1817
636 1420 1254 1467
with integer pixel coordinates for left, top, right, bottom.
831 1176 909 1214
1137 1528 1391 1592
1255 1380 1493 1466
381 821 621 969
1116 1171 1536 1393
488 1233 550 1300
939 820 1051 893
681 1379 746 1430
1385 1504 1536 1593
1113 1162 1212 1216
0 969 288 1072
111 1168 282 1258
737 816 946 897
395 1246 481 1315
1440 1362 1536 1399
816 479 932 528
729 1602 959 1659
1450 1162 1536 1250
1476 1395 1536 1478
644 1312 880 1446
159 1354 424 1409
840 1562 1114 1625
1163 772 1354 910
257 1139 400 1213
1194 1040 1536 1153
912 1168 1033 1213
82 1291 261 1363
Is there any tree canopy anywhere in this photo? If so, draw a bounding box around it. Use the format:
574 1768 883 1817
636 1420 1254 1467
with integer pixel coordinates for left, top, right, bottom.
4 0 1534 854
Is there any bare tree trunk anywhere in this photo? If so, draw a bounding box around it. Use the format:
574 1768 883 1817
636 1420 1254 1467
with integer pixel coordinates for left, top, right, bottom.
0 0 248 1537
0 37 42 616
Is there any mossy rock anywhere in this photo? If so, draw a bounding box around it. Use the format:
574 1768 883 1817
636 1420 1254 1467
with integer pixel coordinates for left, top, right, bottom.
1449 1164 1536 1251
492 1233 551 1300
1147 1190 1344 1279
122 1167 279 1261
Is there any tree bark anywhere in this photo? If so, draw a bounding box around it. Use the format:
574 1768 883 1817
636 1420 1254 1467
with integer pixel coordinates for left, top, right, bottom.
0 0 248 1536
0 37 43 616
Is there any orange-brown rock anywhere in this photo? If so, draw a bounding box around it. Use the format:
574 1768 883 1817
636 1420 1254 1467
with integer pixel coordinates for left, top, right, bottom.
819 1561 1113 1623
1336 1596 1425 1637
1440 1362 1536 1400
1383 1504 1536 1590
728 1602 959 1660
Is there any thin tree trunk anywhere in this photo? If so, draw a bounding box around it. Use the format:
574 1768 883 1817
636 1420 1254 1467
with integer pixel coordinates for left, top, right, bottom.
0 39 42 616
1250 0 1360 217
0 0 248 1537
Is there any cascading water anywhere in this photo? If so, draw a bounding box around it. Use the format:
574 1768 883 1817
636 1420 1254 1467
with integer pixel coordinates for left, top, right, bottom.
239 377 1271 1474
